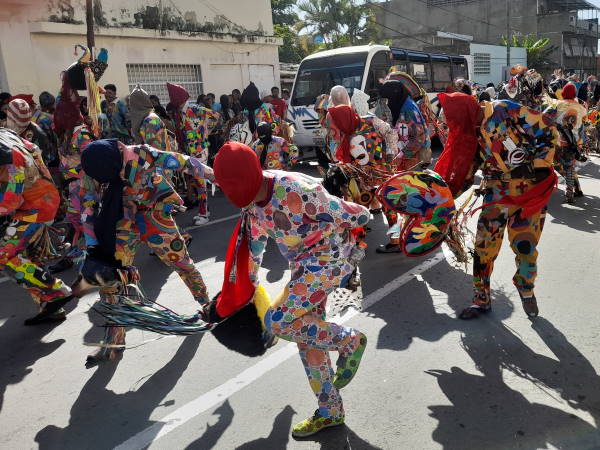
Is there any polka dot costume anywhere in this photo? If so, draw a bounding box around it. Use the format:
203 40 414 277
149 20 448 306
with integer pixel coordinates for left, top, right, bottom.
246 171 370 419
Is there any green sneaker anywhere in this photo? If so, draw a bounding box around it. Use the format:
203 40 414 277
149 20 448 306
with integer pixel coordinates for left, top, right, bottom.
333 332 367 389
291 410 345 438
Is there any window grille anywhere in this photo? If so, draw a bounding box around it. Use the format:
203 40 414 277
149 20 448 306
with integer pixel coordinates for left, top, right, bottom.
473 52 491 75
126 64 203 104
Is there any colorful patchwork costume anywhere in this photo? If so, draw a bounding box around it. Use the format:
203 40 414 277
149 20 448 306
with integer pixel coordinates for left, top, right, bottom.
251 132 298 171
439 95 558 318
183 103 220 217
0 128 71 314
79 140 212 360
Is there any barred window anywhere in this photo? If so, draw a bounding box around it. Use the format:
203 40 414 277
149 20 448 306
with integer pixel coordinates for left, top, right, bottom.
126 64 203 104
473 53 491 75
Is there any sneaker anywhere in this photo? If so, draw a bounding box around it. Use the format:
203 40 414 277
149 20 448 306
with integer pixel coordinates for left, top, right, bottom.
291 410 345 438
193 215 209 226
333 333 367 389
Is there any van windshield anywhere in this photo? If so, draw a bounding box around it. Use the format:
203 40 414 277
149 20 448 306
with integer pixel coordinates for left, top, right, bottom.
291 52 367 106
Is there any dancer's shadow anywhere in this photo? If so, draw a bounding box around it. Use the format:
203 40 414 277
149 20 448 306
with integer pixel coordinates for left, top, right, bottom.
547 192 600 234
368 256 513 352
427 317 600 449
235 405 295 450
294 424 384 449
0 284 68 412
35 334 203 450
185 400 235 450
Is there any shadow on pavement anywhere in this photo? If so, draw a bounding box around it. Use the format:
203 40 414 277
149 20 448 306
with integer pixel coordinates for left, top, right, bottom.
548 192 600 234
34 334 203 450
0 282 76 412
185 400 235 450
368 257 514 352
292 423 383 449
235 405 295 450
427 317 600 449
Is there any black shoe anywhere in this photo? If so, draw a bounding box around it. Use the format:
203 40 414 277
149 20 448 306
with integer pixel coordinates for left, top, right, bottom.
49 258 74 274
574 190 584 198
24 295 75 325
520 294 539 318
376 243 402 254
459 304 491 320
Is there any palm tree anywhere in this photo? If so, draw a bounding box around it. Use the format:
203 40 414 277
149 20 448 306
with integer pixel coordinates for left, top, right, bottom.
501 34 558 68
296 0 343 45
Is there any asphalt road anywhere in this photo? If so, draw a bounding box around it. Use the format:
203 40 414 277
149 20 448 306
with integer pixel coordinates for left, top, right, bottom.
2 160 600 450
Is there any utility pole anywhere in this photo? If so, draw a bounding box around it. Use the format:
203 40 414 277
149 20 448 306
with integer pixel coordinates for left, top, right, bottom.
506 0 510 76
86 0 95 56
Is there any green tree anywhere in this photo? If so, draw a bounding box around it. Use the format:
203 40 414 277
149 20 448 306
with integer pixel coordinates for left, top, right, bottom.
500 34 558 68
296 0 343 45
275 24 307 63
272 0 298 26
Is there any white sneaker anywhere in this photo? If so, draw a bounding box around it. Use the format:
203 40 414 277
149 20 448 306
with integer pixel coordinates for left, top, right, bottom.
193 215 209 226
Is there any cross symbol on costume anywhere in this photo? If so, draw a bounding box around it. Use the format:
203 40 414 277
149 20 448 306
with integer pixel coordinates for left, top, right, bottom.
398 123 409 137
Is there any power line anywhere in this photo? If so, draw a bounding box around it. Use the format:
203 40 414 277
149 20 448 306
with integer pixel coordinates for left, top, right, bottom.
412 0 516 32
365 0 515 40
367 17 435 46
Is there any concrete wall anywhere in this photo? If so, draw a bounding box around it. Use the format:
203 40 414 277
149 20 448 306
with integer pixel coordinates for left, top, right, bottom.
377 0 538 51
41 0 273 35
468 43 527 86
0 0 280 99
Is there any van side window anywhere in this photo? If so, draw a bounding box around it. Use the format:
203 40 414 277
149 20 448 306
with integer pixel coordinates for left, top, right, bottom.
365 51 391 93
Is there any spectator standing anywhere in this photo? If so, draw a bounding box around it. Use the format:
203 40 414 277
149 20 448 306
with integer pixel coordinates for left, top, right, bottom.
101 83 132 143
231 88 242 115
32 91 59 169
270 86 287 120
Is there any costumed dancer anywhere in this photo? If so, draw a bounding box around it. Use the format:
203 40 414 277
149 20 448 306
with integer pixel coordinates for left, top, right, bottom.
240 82 281 139
436 93 558 320
378 76 431 171
0 128 74 324
130 84 174 151
6 98 53 169
49 98 97 273
76 139 213 363
377 75 432 254
212 142 368 437
251 121 299 170
167 82 219 226
314 94 331 174
324 86 399 253
546 83 586 203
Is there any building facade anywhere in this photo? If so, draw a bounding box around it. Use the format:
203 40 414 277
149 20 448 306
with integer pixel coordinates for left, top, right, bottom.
467 43 527 85
375 0 599 77
0 0 281 102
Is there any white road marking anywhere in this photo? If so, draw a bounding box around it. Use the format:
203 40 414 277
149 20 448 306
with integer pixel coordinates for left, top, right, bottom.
114 250 449 450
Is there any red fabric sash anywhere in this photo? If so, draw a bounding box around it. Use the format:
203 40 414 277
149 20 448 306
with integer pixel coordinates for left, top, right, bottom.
215 218 256 318
327 105 360 163
474 170 558 218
